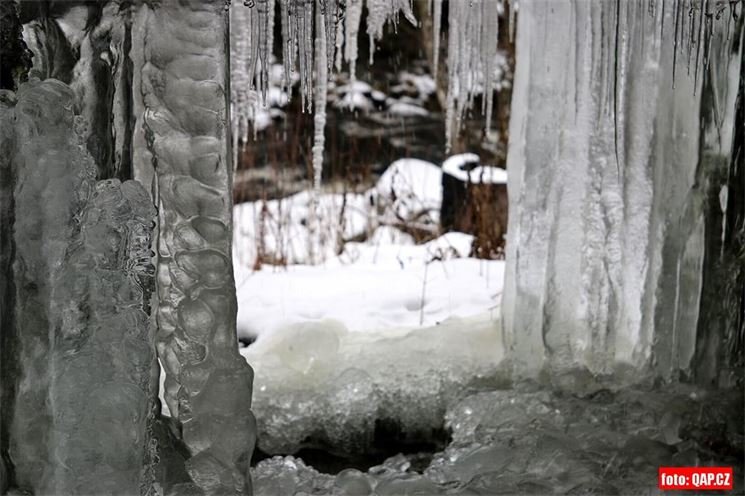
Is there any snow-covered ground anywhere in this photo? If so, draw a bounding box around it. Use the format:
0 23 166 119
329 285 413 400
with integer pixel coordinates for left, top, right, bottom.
234 233 504 340
232 157 505 342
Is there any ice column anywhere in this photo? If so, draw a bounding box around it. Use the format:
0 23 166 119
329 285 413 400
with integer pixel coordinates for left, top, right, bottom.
131 1 256 493
502 0 743 380
2 80 157 495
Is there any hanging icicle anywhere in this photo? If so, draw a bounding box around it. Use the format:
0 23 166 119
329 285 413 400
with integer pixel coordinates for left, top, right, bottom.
308 0 328 264
441 0 510 149
432 0 442 80
481 0 499 133
366 0 417 64
344 0 363 79
230 1 253 145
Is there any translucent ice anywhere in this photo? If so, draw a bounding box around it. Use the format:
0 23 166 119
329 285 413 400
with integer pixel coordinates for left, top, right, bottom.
3 80 157 495
130 1 256 492
250 383 743 495
242 314 505 455
502 0 744 380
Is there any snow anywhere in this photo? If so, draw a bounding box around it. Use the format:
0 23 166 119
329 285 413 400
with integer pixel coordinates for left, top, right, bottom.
387 100 430 117
235 233 504 339
442 153 508 184
231 156 506 455
233 157 505 340
375 157 442 223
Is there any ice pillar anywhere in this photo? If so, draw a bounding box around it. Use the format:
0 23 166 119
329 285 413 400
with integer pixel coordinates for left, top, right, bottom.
131 1 256 493
502 0 743 380
1 80 157 495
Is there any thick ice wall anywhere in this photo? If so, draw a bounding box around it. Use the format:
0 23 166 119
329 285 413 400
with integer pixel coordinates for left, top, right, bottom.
1 79 157 495
502 0 743 380
130 1 256 493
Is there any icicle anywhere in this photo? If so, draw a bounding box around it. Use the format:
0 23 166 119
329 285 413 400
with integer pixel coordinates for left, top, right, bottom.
432 0 442 80
230 1 252 144
280 0 295 91
334 0 345 72
247 3 260 91
325 0 339 75
367 0 387 63
257 0 272 103
366 0 417 64
344 0 363 78
267 0 276 92
301 0 314 110
445 0 460 149
482 0 499 133
309 0 328 264
439 0 503 147
509 0 517 42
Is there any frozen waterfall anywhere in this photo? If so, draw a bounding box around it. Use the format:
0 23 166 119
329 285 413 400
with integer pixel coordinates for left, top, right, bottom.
502 0 744 383
0 0 742 494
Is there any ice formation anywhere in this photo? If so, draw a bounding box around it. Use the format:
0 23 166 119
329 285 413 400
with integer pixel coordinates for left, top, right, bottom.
502 0 744 381
444 0 501 146
243 313 505 455
1 80 157 494
229 0 507 151
2 1 256 494
1 0 742 494
129 2 256 493
250 383 743 495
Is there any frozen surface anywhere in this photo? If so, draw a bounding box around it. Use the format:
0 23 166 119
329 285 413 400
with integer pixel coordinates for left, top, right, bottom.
242 313 505 455
250 382 743 495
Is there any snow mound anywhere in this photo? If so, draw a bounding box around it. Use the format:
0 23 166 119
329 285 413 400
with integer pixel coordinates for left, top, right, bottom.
373 158 442 226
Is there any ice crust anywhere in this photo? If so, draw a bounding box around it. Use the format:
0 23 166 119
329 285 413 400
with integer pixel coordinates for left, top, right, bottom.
251 383 743 495
242 313 505 455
